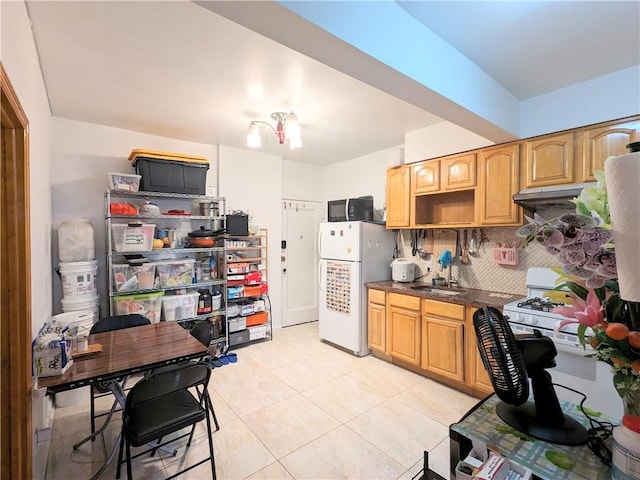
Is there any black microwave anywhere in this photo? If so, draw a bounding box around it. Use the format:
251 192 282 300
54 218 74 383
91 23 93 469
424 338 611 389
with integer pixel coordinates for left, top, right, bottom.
327 196 374 222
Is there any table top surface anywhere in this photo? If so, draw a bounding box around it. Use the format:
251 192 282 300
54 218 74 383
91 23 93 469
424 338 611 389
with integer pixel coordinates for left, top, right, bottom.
451 394 612 480
38 322 207 392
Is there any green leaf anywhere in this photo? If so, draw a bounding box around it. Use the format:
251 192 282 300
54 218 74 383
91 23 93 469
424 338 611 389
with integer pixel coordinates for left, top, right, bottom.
555 281 588 300
576 405 602 417
545 451 576 470
577 324 588 347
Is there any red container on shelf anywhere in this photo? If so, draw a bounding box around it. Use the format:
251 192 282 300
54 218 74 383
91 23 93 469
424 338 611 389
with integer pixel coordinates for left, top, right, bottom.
227 274 245 286
260 283 269 295
244 272 262 285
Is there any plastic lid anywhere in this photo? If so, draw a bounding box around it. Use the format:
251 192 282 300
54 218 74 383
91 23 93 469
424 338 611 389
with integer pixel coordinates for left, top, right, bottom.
622 414 640 433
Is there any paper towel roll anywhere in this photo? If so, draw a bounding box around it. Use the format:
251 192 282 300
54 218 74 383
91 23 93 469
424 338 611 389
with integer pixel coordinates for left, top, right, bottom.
604 151 640 302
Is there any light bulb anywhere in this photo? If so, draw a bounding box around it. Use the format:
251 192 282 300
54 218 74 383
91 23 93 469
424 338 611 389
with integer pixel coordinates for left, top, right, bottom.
246 123 261 148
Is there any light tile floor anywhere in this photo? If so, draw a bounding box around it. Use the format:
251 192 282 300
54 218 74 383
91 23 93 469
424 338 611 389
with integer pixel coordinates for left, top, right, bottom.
45 321 479 479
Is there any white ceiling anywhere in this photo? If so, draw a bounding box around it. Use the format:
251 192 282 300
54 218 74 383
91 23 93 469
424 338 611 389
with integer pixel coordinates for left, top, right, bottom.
25 1 640 166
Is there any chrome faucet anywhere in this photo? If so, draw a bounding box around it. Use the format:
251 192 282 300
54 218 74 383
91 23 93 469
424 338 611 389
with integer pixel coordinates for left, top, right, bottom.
447 263 457 288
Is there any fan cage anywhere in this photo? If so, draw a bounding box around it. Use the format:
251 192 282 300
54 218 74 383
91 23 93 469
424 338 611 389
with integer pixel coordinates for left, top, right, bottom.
474 307 528 406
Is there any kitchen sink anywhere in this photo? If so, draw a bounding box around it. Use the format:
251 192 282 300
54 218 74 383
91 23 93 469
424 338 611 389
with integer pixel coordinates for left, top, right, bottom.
410 286 465 296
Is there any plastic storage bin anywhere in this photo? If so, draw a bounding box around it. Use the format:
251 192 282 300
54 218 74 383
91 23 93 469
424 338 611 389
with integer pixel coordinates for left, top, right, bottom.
107 172 141 192
161 290 199 321
128 149 209 195
112 263 156 292
228 317 247 333
246 311 268 326
155 259 195 287
113 291 163 323
111 223 156 252
58 219 95 262
248 324 270 340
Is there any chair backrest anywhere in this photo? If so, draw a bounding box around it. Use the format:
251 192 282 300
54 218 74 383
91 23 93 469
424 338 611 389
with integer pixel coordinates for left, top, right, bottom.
125 363 211 410
90 314 150 334
190 320 214 348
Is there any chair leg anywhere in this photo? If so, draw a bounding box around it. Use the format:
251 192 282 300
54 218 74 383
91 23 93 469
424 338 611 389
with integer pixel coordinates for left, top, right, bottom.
149 436 163 457
126 438 133 480
186 425 197 447
90 385 96 438
116 431 125 479
204 394 217 480
209 401 220 432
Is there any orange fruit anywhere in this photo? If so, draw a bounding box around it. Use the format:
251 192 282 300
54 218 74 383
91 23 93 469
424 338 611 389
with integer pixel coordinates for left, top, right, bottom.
631 360 640 373
152 239 164 249
606 323 630 341
628 331 640 349
610 356 630 367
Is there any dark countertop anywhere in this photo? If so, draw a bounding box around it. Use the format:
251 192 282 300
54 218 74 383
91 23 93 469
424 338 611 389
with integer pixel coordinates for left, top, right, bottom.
365 280 526 309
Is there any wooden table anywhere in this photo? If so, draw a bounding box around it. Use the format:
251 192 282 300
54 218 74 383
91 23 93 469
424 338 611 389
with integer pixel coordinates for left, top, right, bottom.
38 322 208 480
39 321 207 393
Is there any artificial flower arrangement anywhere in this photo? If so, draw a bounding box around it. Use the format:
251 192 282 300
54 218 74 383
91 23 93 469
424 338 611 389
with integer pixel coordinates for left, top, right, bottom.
516 171 640 411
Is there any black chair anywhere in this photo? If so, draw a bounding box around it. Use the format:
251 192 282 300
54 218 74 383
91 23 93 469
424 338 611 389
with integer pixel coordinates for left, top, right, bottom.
85 314 150 442
151 320 221 432
116 362 216 480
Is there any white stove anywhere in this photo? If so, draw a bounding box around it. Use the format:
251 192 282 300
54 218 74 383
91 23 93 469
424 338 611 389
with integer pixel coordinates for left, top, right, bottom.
503 267 582 354
502 267 621 418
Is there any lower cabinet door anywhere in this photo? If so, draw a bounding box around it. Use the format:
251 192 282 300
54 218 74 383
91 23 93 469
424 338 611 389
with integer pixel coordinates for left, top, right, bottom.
421 316 464 383
368 301 387 354
388 306 421 366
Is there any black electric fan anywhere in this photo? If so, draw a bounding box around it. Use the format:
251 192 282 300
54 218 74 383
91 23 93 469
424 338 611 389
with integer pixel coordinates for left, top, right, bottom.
473 306 588 446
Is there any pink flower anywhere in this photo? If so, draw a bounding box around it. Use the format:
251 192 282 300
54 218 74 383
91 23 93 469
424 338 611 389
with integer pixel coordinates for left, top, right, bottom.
553 289 605 330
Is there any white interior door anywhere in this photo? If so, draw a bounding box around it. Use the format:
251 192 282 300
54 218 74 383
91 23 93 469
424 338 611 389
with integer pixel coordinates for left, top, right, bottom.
281 200 322 327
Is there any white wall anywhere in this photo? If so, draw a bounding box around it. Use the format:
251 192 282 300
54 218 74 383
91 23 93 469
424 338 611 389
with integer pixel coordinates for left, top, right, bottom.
282 159 323 202
218 146 284 329
50 118 219 316
2 1 54 477
321 147 401 218
404 121 493 164
521 66 640 138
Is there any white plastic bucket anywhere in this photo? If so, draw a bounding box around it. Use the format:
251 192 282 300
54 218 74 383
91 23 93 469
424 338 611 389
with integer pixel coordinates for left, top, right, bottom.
58 219 95 262
61 294 100 323
58 260 98 298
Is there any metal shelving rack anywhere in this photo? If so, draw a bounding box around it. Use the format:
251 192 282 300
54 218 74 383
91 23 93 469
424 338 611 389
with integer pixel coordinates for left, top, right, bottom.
105 189 228 347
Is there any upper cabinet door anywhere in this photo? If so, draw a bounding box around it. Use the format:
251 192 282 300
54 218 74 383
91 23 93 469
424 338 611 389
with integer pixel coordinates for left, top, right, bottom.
412 160 440 194
524 132 575 188
579 118 640 182
442 153 476 191
386 166 411 228
479 144 521 225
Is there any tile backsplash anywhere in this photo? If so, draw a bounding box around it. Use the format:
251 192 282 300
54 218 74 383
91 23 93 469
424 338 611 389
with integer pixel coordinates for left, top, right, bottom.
395 227 560 295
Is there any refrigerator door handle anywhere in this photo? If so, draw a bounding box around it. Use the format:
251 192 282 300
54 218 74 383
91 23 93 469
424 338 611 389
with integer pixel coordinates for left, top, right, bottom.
345 198 350 221
318 259 324 291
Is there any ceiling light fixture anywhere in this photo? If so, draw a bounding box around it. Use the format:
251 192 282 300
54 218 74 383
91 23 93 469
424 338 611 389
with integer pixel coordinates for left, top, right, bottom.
246 111 302 150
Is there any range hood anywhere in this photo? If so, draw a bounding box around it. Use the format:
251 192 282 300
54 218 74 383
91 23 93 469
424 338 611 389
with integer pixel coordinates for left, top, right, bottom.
513 182 595 211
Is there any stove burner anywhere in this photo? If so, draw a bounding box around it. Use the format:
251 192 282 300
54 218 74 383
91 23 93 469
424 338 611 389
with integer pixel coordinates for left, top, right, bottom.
517 297 564 312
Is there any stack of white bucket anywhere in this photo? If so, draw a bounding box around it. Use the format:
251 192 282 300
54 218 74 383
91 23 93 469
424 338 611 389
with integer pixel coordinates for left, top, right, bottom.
54 219 99 407
58 219 100 322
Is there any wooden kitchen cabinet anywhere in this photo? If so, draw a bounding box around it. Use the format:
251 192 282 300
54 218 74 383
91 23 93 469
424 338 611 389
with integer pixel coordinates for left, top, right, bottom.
523 132 575 188
386 166 411 228
465 306 494 396
478 143 521 226
441 153 476 191
411 160 440 194
388 293 421 366
367 289 387 355
578 117 640 182
421 299 465 383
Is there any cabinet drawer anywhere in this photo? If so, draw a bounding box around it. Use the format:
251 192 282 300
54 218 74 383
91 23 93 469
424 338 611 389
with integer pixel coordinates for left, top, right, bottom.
423 299 464 320
388 292 421 311
368 288 386 305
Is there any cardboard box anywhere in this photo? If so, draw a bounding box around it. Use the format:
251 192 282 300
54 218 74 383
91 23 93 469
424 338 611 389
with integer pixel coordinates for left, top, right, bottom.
456 455 483 480
473 453 509 480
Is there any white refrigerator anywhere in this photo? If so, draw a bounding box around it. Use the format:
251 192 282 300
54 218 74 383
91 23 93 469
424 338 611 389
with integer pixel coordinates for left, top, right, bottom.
318 221 393 356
